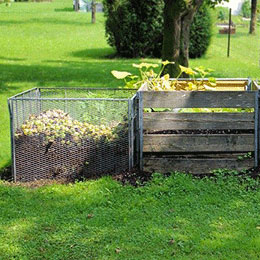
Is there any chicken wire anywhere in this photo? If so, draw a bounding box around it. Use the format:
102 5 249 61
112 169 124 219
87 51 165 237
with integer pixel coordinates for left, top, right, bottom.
8 88 138 182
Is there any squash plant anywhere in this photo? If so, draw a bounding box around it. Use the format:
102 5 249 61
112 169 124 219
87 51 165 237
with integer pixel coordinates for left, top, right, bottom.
111 61 217 91
15 109 120 145
112 62 252 113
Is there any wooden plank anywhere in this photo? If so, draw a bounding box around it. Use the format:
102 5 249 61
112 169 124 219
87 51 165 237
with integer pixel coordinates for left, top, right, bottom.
143 134 254 153
141 91 255 108
174 80 247 90
213 87 245 91
143 157 254 174
143 153 253 159
143 112 254 131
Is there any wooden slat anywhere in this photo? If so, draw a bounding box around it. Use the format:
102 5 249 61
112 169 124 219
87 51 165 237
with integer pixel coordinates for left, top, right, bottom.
213 87 245 91
141 91 255 108
143 112 254 131
176 80 247 90
143 157 254 174
143 134 254 153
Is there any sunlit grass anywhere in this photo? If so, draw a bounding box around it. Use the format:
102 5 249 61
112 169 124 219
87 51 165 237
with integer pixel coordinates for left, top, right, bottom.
1 173 260 259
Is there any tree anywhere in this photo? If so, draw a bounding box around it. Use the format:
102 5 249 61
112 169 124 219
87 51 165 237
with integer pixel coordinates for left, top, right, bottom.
249 0 258 34
74 0 79 11
91 0 96 24
162 0 226 77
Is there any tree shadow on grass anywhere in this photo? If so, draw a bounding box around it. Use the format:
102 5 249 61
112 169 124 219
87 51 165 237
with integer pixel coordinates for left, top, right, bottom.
0 18 91 27
0 56 26 62
54 7 74 12
0 59 138 95
70 48 115 59
0 82 20 94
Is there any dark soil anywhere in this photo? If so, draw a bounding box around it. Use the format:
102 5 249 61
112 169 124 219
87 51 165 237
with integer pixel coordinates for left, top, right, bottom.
113 169 152 187
2 165 259 188
0 165 12 181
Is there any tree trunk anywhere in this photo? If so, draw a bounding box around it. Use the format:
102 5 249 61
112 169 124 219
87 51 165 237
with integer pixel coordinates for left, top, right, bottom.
179 10 197 68
91 1 96 24
162 0 182 77
250 0 257 34
162 0 203 77
75 0 79 12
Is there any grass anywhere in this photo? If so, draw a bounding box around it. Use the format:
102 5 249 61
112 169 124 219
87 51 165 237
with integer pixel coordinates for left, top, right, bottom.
0 0 260 168
1 173 260 259
1 3 260 259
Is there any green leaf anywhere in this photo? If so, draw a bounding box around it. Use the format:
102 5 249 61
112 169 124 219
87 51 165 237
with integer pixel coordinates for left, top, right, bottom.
161 60 175 66
111 70 132 79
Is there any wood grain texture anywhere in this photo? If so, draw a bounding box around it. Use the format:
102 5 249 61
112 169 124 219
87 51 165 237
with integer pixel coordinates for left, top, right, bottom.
143 134 254 152
143 157 254 174
143 112 254 131
141 91 255 108
171 80 247 91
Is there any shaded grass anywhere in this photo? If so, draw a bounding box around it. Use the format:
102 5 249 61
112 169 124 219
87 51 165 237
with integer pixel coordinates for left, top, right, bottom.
0 0 260 168
1 173 260 259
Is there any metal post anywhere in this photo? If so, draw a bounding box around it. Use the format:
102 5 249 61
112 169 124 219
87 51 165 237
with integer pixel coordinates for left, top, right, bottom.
8 99 16 182
227 8 232 58
29 90 32 115
246 78 252 91
254 91 259 167
22 95 25 122
36 88 40 115
15 99 18 134
134 95 140 167
65 89 68 113
138 91 143 171
128 98 136 170
128 100 132 170
130 95 137 168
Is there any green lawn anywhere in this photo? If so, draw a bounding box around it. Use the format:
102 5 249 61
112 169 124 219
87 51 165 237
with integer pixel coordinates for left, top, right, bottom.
1 2 260 259
1 173 260 259
0 0 260 168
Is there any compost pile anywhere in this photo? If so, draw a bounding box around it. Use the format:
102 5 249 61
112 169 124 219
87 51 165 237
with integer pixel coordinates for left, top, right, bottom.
15 109 128 182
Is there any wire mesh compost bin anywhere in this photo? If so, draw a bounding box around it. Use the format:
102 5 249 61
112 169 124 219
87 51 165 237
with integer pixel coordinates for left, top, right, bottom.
8 88 138 182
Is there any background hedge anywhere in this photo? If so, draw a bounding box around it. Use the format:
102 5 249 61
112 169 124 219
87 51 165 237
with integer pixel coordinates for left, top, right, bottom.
189 5 212 58
103 0 212 58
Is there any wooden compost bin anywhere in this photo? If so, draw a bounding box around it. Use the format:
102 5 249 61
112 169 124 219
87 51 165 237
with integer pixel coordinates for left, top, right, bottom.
138 79 260 174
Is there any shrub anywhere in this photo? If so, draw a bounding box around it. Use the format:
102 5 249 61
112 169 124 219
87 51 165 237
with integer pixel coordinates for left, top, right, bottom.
103 0 164 58
216 6 229 22
103 1 212 59
241 0 251 18
189 5 212 58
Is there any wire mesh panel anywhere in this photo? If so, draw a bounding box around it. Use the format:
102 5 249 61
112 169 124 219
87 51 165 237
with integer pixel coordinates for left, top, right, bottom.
9 88 137 182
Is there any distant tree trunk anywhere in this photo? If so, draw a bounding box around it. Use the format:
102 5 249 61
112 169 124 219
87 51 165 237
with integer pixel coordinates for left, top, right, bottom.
75 0 79 12
162 1 182 77
162 0 203 77
250 0 257 34
91 0 96 24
